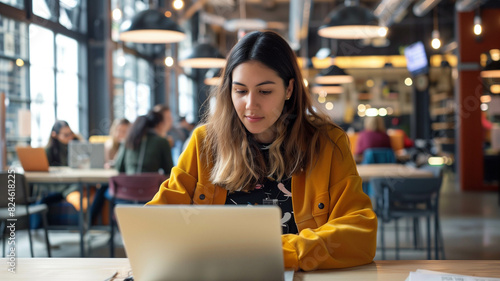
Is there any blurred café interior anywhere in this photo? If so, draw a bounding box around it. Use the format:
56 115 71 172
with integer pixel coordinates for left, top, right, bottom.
0 0 499 260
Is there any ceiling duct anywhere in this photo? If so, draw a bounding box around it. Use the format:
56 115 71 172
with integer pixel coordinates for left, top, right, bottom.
289 0 312 51
413 0 442 17
375 0 414 27
455 0 489 12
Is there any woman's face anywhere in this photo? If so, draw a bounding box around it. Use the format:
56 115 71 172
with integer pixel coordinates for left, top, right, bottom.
55 126 74 144
114 123 130 142
231 61 293 143
157 110 173 136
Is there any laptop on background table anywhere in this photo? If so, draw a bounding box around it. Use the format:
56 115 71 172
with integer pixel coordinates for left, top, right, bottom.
15 146 50 172
68 141 105 169
116 205 292 281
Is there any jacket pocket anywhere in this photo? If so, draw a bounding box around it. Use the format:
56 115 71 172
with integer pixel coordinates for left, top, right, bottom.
312 191 329 225
192 182 215 205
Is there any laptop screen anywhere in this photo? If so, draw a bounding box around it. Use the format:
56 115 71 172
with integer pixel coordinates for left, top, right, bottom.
68 141 105 169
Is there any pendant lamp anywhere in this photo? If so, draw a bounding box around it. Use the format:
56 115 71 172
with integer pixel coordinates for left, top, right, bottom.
204 68 222 86
120 9 186 44
315 65 354 84
318 0 386 39
179 43 226 69
480 49 500 78
311 84 344 95
179 10 226 69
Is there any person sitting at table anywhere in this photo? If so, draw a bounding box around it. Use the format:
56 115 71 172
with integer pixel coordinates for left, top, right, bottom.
147 31 377 271
45 120 78 167
35 120 82 227
44 120 80 198
114 108 174 175
355 116 393 163
104 118 131 168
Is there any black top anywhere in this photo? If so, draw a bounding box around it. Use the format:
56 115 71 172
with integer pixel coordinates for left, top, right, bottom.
224 144 298 234
45 143 69 166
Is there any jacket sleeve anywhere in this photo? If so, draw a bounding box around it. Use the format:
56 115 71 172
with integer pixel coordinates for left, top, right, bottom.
147 127 205 205
282 131 377 271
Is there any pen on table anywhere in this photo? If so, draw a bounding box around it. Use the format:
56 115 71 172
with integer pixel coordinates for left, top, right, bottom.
104 271 118 281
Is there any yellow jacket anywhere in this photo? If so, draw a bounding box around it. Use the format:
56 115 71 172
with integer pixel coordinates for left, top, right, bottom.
147 125 377 271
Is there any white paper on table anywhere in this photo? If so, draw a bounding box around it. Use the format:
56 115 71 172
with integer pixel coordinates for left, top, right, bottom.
284 269 294 281
405 269 500 281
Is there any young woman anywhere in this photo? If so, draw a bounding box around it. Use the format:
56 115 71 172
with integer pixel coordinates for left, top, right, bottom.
104 118 131 167
355 115 393 162
45 120 76 166
147 31 377 271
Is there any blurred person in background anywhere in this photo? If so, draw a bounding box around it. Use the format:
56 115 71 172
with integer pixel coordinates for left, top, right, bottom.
104 118 131 168
153 104 175 147
114 107 173 175
45 120 78 167
355 116 392 163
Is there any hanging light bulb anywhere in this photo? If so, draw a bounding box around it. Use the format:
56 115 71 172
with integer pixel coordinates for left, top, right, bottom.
431 30 441 50
165 56 174 67
112 8 122 21
173 0 184 10
378 26 388 37
431 8 441 50
473 14 482 36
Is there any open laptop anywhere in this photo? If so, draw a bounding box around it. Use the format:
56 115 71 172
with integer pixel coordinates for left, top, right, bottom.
15 146 50 172
115 205 291 281
68 141 105 169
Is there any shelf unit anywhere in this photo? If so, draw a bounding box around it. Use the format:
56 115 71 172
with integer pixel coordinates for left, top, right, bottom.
429 67 455 158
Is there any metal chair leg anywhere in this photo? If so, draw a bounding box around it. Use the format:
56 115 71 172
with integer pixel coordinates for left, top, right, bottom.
426 216 431 260
41 211 51 257
436 214 445 259
380 219 385 260
1 221 5 258
109 200 115 258
27 226 34 257
413 217 421 249
395 219 400 260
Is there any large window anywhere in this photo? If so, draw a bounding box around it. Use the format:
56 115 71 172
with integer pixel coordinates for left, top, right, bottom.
29 24 84 147
55 34 80 131
32 0 87 33
0 15 29 164
113 50 152 122
110 0 153 123
29 25 56 147
0 10 86 165
178 74 195 123
0 0 23 9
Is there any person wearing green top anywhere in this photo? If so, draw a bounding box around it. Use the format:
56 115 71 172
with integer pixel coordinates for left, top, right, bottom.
114 106 174 175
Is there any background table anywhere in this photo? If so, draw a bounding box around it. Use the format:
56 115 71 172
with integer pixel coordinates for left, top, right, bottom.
24 167 118 184
1 259 499 280
357 164 435 181
24 167 118 257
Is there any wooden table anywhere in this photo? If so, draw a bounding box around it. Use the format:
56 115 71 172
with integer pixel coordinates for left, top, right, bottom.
357 164 435 181
1 259 499 280
24 167 118 184
24 167 118 257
